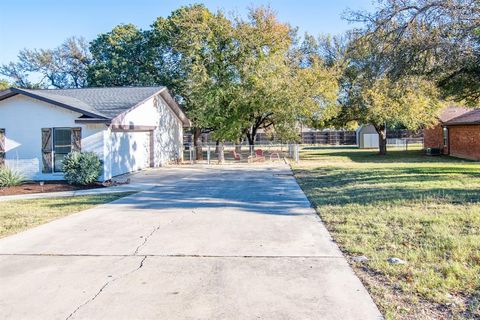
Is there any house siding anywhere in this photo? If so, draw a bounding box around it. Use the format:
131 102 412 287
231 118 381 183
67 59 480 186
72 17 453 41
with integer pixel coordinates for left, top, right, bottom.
423 124 447 153
152 95 183 166
448 125 480 161
0 95 106 181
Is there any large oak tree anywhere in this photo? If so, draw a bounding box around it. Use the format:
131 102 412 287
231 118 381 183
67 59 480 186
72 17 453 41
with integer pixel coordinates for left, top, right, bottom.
319 34 443 154
347 0 480 106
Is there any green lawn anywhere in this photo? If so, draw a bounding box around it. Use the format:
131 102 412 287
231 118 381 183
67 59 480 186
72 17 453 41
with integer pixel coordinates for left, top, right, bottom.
294 147 480 320
0 192 134 238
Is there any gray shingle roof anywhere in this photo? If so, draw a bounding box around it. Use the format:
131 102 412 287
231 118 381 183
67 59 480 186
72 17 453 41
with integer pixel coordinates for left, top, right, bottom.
24 86 166 119
0 86 191 126
444 108 480 125
437 106 471 123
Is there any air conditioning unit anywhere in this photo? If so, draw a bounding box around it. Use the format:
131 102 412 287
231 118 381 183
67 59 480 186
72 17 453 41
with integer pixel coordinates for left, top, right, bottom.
425 148 441 156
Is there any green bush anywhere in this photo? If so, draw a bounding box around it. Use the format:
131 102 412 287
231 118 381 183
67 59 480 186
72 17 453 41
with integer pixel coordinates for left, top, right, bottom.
0 166 25 187
62 152 102 185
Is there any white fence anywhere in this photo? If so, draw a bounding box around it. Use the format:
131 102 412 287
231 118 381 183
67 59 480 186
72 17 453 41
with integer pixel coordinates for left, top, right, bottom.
387 138 424 150
181 139 422 165
182 143 300 164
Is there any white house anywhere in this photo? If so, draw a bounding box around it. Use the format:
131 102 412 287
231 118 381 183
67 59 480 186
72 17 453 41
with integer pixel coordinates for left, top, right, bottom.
0 86 190 181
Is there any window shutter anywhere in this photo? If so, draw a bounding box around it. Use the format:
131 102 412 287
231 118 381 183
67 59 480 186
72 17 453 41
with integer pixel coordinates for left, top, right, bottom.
0 129 5 167
71 127 82 152
41 128 53 173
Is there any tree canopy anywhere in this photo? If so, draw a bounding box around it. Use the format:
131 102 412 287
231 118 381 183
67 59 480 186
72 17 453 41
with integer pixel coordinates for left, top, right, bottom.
346 0 480 106
0 80 9 91
312 4 448 154
86 5 339 147
87 24 157 87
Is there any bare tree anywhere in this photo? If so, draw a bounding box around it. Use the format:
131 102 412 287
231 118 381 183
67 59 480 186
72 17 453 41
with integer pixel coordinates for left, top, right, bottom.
0 37 91 89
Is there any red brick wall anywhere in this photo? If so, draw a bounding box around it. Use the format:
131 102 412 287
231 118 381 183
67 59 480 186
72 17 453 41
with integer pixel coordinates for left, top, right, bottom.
424 124 443 149
449 125 480 161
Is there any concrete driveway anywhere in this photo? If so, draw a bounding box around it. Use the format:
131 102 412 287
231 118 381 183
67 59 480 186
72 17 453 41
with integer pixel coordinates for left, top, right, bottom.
0 164 382 320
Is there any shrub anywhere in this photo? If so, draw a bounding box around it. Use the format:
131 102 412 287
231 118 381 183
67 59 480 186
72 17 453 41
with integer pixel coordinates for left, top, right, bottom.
62 152 102 185
0 166 25 187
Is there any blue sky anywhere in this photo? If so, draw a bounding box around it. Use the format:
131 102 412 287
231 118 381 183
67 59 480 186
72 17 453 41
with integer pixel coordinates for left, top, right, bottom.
0 0 375 65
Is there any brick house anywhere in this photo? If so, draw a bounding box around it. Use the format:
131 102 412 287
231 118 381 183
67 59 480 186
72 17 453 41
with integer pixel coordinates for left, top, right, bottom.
424 106 480 160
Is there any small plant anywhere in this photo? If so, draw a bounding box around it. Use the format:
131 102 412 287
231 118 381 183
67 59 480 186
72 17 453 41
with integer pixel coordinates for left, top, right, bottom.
62 152 102 186
0 166 25 187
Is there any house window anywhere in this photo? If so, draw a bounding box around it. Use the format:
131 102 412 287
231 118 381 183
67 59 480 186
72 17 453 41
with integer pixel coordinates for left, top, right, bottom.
53 128 72 172
443 127 448 147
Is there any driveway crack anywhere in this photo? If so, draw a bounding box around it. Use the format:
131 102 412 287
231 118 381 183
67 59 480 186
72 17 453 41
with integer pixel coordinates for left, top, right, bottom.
133 212 192 256
133 225 161 255
65 256 148 320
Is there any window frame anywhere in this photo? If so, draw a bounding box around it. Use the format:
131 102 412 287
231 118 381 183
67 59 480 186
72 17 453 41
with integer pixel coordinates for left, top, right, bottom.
52 127 73 173
442 127 448 148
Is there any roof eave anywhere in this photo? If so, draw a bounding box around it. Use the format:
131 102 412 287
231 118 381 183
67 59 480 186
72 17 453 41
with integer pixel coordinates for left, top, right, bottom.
75 118 111 125
159 89 191 127
110 87 191 127
0 89 17 101
444 121 480 126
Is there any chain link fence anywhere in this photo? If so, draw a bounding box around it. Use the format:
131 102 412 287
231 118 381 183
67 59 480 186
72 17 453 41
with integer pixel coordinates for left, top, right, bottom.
387 138 424 150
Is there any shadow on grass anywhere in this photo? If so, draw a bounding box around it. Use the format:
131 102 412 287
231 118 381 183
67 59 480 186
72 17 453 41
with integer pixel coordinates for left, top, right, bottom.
301 147 475 164
296 166 480 206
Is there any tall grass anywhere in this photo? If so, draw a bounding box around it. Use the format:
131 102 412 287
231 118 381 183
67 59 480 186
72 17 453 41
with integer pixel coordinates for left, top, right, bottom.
0 166 25 188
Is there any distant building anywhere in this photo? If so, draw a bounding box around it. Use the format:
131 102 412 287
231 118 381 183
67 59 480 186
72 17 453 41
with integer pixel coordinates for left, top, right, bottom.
424 106 480 160
356 125 379 149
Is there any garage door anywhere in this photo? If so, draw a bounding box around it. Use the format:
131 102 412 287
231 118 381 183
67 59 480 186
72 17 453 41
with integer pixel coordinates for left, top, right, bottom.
110 131 151 177
364 133 379 148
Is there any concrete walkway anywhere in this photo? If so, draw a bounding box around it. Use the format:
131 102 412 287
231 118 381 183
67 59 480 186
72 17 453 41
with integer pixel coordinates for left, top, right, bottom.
0 185 139 202
0 164 382 319
0 166 190 202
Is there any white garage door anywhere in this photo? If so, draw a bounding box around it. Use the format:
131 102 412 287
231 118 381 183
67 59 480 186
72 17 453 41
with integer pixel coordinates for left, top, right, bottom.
364 133 379 148
110 131 151 177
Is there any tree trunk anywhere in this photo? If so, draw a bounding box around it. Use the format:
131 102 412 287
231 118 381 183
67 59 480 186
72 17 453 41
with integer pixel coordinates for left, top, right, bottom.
246 133 254 146
235 139 242 153
217 141 225 164
374 125 387 155
215 140 220 154
246 127 257 147
193 127 203 160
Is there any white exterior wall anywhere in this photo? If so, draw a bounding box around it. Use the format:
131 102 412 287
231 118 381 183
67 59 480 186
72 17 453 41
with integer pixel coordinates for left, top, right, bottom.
0 95 106 181
104 94 184 180
152 95 183 166
106 130 151 178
